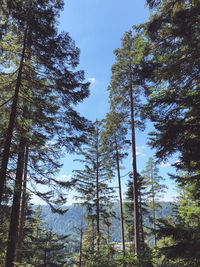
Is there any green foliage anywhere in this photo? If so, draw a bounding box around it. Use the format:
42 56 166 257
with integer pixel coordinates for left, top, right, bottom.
101 106 130 256
108 26 148 257
137 1 200 265
124 173 150 251
116 250 153 267
154 220 200 266
140 0 200 182
141 157 167 246
73 223 117 267
0 1 91 266
40 202 174 244
1 0 200 265
18 205 71 266
108 30 146 130
153 174 200 265
142 157 166 200
0 191 11 264
72 120 115 236
101 107 130 165
0 0 91 206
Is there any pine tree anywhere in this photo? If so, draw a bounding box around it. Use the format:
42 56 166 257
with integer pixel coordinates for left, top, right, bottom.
75 224 117 267
101 109 130 257
19 205 70 266
154 172 200 266
1 1 90 266
124 173 149 253
5 104 29 267
16 144 28 264
78 219 84 267
72 120 115 251
108 30 146 257
141 157 166 248
0 190 11 265
0 0 90 204
135 0 200 264
138 0 200 186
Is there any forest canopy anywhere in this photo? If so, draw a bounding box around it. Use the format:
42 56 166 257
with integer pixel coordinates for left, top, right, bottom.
0 0 200 266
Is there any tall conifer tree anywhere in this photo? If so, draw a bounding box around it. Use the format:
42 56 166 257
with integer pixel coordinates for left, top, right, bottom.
1 1 90 266
141 157 166 248
101 109 130 256
108 31 146 257
0 0 90 204
135 0 200 263
72 120 115 250
139 0 200 185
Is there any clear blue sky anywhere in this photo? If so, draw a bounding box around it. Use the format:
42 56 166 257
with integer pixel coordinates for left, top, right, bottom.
32 0 178 204
59 0 150 121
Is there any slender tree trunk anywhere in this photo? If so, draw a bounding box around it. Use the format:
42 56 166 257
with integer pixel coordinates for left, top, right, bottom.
91 220 95 255
44 248 47 267
152 182 157 248
106 223 110 243
79 220 83 267
5 134 27 267
0 24 28 204
96 169 99 247
129 83 140 257
139 193 145 251
115 136 126 257
96 127 100 251
16 144 29 263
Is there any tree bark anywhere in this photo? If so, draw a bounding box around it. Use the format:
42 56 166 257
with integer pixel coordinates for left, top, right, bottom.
139 193 145 251
96 126 100 251
5 134 27 267
79 220 83 267
115 136 126 257
152 181 157 248
44 248 47 267
16 144 29 263
129 83 140 257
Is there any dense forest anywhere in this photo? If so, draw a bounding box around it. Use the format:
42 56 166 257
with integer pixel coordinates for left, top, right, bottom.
0 0 200 266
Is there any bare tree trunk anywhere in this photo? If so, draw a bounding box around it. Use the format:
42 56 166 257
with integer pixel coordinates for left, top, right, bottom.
16 144 29 263
129 83 140 257
96 126 100 251
139 193 145 251
5 135 27 267
79 220 83 267
152 182 157 248
115 136 126 257
44 248 47 267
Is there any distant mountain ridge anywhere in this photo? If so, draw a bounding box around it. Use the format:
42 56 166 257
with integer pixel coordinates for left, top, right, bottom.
41 201 175 242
